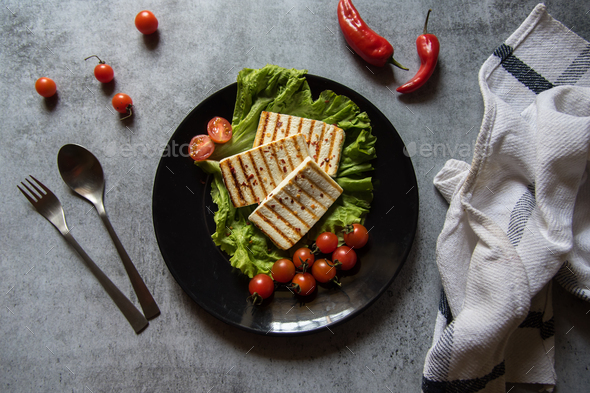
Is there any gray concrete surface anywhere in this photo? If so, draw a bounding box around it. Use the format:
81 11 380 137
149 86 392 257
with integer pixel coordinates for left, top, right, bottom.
1 1 589 392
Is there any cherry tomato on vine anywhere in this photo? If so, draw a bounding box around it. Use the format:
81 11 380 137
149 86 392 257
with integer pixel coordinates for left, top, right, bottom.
316 232 338 254
84 55 114 83
291 272 316 296
311 259 337 283
292 247 315 270
112 93 133 120
207 116 233 144
35 77 56 98
135 10 158 35
332 246 357 271
189 135 215 161
271 259 295 283
343 223 369 249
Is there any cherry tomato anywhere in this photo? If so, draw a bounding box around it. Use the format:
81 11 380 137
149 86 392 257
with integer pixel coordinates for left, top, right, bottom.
249 274 274 299
311 259 337 283
332 246 357 271
112 93 133 113
291 272 316 296
85 55 114 83
207 116 233 144
35 77 56 98
343 223 369 249
292 247 315 270
135 10 158 35
316 232 338 254
271 259 295 283
189 135 215 161
94 64 114 83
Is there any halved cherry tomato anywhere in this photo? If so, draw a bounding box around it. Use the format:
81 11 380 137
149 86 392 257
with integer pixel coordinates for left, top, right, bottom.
189 135 215 161
271 259 295 283
332 246 357 271
316 232 338 254
35 77 56 98
207 116 233 144
135 10 158 35
291 272 316 296
343 223 369 249
311 258 337 283
292 247 315 270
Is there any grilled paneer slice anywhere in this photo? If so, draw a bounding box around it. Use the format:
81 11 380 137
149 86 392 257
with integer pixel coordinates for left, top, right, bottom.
253 111 345 177
248 157 343 250
219 134 310 208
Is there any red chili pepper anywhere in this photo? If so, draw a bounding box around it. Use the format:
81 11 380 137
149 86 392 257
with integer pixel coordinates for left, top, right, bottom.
397 9 440 93
337 0 407 70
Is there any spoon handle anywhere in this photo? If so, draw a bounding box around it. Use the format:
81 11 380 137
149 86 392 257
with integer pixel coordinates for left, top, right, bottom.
63 231 149 333
97 205 161 320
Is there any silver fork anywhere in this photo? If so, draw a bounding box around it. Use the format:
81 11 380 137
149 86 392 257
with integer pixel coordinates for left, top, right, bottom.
18 176 148 334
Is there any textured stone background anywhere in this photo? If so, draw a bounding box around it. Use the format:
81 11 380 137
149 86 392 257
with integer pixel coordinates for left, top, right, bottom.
1 1 589 392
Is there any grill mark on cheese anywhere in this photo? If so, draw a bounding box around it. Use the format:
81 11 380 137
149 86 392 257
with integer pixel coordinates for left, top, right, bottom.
284 135 294 172
251 211 294 248
236 155 255 202
260 205 298 244
281 188 319 221
326 128 338 172
227 161 246 206
305 161 342 199
270 113 278 142
296 176 331 209
219 161 238 206
275 198 310 229
246 150 267 199
253 113 344 177
316 122 326 164
262 204 302 240
258 147 274 188
270 142 283 178
248 157 343 249
255 111 268 147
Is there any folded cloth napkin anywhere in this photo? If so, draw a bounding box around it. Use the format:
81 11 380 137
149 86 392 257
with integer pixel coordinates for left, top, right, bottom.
422 4 590 392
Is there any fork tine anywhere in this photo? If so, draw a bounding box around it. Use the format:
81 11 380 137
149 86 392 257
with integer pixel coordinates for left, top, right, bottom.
21 181 41 200
26 177 45 197
17 184 38 205
30 175 50 194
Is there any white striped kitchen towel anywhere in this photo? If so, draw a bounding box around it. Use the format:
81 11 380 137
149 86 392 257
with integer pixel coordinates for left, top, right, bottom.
422 4 590 392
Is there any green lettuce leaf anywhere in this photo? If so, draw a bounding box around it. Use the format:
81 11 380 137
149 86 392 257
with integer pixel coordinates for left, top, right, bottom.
197 65 377 278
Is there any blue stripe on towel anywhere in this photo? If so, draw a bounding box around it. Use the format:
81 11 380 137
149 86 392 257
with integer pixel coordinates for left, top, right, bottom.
422 361 505 393
518 311 555 340
554 44 590 86
555 261 590 302
439 289 453 325
506 184 536 246
493 44 554 93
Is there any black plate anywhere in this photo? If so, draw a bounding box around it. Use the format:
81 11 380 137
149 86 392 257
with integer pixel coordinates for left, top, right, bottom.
152 75 419 336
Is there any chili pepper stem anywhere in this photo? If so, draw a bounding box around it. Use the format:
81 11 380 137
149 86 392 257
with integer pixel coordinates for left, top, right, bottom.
423 9 432 35
388 56 409 71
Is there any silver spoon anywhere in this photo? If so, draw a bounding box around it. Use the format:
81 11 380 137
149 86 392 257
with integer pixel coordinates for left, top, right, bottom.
57 144 160 320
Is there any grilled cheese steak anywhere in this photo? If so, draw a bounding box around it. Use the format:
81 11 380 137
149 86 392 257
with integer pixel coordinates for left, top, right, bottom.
219 134 310 208
248 157 343 250
253 111 345 177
